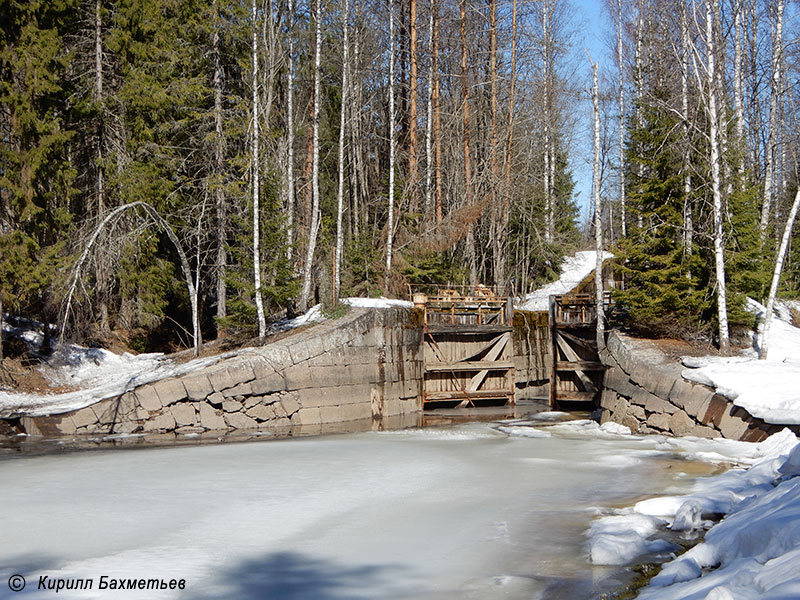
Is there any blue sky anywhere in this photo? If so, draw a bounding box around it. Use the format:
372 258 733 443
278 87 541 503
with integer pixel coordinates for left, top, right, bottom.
569 0 614 225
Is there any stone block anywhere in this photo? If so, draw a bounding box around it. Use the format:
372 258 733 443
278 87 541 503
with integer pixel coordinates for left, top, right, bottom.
309 365 355 388
91 400 116 424
56 416 78 435
262 345 293 369
222 400 242 413
198 403 227 431
630 387 659 408
153 378 188 406
348 362 379 384
692 425 721 439
621 413 643 433
668 409 696 437
135 386 163 411
207 392 225 406
319 402 372 424
251 372 287 395
282 364 315 390
225 411 258 430
251 359 275 380
183 374 213 401
247 403 275 421
176 426 205 434
71 407 99 429
641 394 678 415
144 412 176 432
244 396 262 409
226 362 256 385
170 403 197 427
646 412 671 431
208 368 235 392
288 342 310 364
222 382 252 398
290 407 322 426
671 380 714 414
701 394 730 427
718 407 751 440
305 335 325 360
630 404 646 420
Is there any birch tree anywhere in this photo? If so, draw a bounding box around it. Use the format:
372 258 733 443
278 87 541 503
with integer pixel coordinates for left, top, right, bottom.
300 0 323 312
251 0 266 337
590 56 605 352
334 0 351 302
386 0 396 277
285 0 296 264
760 188 800 360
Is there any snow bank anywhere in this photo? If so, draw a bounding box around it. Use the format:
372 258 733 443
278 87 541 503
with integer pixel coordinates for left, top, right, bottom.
681 299 800 424
516 250 614 312
588 428 800 600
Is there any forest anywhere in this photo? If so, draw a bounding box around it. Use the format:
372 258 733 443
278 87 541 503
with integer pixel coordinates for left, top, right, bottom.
0 0 798 356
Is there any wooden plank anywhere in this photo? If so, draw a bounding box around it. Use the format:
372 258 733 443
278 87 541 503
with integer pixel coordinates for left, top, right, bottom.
424 390 514 402
426 361 515 372
426 324 513 334
553 391 597 402
467 332 510 392
554 332 597 393
555 361 605 371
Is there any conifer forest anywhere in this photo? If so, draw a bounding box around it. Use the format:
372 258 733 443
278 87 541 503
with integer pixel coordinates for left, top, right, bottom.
1 0 799 354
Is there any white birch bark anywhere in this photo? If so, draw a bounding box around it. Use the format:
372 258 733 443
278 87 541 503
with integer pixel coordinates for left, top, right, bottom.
424 1 434 216
251 0 266 338
334 0 350 302
285 0 295 264
706 0 730 352
590 57 605 352
542 0 552 243
733 0 745 168
681 0 693 263
760 188 800 359
385 0 396 277
299 0 323 311
759 0 784 241
617 0 626 239
213 0 227 323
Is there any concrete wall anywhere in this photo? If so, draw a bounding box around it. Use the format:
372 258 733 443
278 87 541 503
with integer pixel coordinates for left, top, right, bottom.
19 307 423 438
600 331 798 442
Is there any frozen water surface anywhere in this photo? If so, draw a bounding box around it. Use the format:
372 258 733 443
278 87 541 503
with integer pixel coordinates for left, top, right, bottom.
0 418 705 600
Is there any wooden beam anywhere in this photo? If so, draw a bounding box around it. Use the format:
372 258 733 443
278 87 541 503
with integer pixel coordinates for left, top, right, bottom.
467 332 510 391
554 332 596 393
555 360 605 371
426 360 514 372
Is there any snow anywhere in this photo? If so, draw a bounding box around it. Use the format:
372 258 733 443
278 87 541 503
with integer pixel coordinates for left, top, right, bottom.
516 250 614 312
586 427 800 600
680 298 800 424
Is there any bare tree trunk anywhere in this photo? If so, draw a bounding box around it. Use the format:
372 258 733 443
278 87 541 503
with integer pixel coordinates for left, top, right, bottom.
94 0 111 335
408 0 418 212
432 0 442 223
424 0 434 217
590 57 605 353
759 0 784 242
334 0 351 302
617 0 626 239
460 0 476 287
213 0 228 326
386 0 396 278
489 0 502 288
502 0 517 260
733 0 745 177
300 0 323 311
681 0 693 267
542 0 552 243
251 0 266 338
760 188 800 359
285 0 295 264
0 294 4 361
634 0 644 229
705 0 730 352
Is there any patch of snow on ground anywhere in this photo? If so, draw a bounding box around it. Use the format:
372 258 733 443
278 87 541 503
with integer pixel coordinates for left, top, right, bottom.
343 296 413 309
587 428 800 600
516 250 614 312
680 298 800 424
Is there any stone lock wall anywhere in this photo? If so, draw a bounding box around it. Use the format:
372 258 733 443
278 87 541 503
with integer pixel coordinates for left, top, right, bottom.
20 307 423 437
600 331 797 442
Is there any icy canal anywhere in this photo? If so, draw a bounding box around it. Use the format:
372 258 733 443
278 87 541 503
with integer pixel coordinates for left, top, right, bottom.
0 412 710 599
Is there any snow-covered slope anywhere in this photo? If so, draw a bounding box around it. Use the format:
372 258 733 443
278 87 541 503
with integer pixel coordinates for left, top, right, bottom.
516 250 613 312
681 298 800 424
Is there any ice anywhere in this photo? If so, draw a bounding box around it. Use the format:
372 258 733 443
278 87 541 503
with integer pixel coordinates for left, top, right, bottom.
516 250 614 312
0 421 711 600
